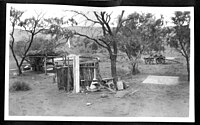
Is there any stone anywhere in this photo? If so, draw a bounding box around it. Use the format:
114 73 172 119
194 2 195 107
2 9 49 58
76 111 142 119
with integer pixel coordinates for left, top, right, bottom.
86 103 92 106
100 93 108 98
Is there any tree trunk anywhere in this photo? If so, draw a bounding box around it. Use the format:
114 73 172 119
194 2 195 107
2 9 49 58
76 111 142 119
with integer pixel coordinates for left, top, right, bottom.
10 45 23 75
110 54 117 90
186 56 190 81
131 62 140 75
17 65 22 75
18 56 27 74
128 55 140 75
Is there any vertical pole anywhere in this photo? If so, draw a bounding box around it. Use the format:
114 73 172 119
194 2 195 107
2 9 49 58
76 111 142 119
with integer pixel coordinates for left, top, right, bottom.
64 55 66 66
52 58 54 64
52 58 54 71
62 56 64 66
67 57 70 92
73 56 75 93
76 55 80 93
93 61 97 80
44 56 47 75
73 55 80 93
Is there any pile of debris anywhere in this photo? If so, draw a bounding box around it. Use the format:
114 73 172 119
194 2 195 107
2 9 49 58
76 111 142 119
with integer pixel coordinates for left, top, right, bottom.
81 77 140 102
84 77 129 94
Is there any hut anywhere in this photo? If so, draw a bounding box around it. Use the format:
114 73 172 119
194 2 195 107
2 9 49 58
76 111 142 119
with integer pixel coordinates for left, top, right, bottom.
56 55 101 93
26 50 66 74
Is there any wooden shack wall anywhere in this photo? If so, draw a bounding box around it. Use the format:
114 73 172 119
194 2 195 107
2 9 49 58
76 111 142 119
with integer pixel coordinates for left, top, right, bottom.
56 66 73 90
56 61 100 92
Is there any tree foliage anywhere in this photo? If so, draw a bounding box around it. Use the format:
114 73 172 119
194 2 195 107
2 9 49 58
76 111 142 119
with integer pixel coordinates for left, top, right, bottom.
169 11 190 58
168 11 190 81
44 17 74 49
28 37 56 54
119 12 165 74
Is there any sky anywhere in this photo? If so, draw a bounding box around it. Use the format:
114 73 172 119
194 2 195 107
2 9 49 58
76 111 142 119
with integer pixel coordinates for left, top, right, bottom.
7 3 194 27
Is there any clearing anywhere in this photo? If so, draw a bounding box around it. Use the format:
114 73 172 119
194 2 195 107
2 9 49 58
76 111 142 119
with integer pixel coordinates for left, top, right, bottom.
8 53 189 117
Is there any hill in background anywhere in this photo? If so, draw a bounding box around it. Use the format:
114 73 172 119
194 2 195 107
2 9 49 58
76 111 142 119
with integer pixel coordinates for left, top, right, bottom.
11 26 103 56
12 26 102 42
11 26 182 58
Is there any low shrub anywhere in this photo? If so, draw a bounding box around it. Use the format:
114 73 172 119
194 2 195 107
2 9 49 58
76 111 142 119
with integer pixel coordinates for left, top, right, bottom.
10 81 31 92
117 67 129 77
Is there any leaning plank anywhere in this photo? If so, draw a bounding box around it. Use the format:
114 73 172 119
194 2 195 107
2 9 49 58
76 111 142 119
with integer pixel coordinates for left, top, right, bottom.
99 83 116 93
128 89 140 96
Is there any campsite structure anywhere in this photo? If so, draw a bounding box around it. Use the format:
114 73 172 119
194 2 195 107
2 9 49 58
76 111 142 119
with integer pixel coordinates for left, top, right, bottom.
56 55 101 93
26 50 116 93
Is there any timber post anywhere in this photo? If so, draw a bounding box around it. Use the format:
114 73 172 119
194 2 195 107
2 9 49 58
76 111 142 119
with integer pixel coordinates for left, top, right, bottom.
73 55 80 93
64 55 67 66
67 57 70 92
44 55 47 75
93 61 97 80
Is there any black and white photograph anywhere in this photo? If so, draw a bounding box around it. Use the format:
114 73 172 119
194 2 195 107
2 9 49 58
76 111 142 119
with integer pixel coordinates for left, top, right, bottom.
4 2 194 122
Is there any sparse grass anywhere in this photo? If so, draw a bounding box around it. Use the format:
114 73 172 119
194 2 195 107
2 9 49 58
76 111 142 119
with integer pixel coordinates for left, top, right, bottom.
9 81 31 92
117 67 130 77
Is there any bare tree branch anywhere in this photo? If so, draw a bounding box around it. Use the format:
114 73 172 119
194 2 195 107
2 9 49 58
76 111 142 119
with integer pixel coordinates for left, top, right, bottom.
105 12 112 22
115 10 125 34
93 11 104 24
66 10 100 24
74 32 108 49
22 25 32 34
98 38 111 47
34 28 45 35
101 13 113 35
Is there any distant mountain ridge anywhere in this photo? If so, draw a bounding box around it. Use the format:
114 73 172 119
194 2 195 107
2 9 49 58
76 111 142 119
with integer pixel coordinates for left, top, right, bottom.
12 26 103 42
11 26 103 55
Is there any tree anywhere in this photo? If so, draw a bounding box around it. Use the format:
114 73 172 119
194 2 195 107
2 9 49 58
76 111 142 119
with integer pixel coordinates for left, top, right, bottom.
44 17 73 49
9 7 24 74
68 10 126 90
10 7 47 75
119 27 143 75
168 11 190 81
119 12 165 74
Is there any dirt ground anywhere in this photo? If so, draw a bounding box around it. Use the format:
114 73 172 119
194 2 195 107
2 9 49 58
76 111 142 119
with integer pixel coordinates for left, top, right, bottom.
8 57 189 117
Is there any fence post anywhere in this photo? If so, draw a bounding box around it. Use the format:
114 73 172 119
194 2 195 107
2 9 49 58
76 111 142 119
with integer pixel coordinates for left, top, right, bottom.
44 56 47 75
73 55 80 93
67 57 70 92
64 55 66 66
93 61 97 80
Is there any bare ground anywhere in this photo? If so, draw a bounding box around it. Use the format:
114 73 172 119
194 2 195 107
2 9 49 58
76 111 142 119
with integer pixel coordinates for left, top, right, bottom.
8 59 189 117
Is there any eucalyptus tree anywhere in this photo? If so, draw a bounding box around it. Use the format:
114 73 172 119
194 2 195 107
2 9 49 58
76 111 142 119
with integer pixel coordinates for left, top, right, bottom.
10 7 24 74
168 11 190 81
10 7 47 74
67 10 127 89
119 12 165 74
